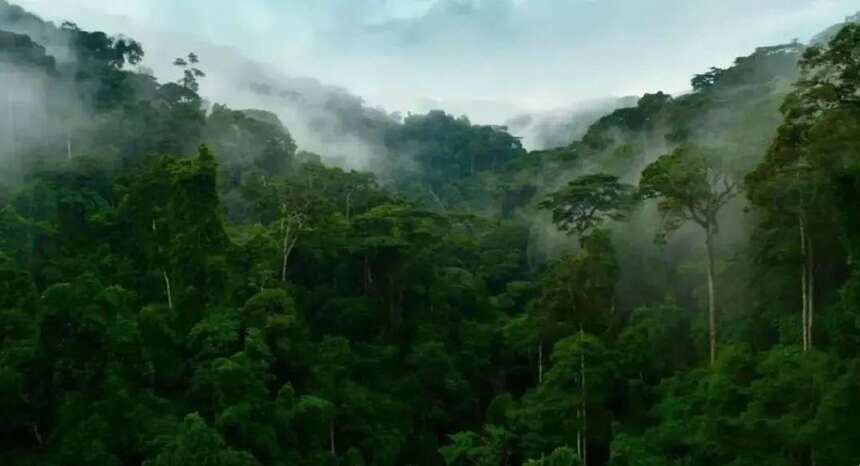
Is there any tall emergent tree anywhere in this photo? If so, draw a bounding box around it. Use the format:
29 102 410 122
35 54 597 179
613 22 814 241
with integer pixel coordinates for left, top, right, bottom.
538 173 634 465
174 52 205 92
639 145 738 365
540 173 636 242
747 23 860 351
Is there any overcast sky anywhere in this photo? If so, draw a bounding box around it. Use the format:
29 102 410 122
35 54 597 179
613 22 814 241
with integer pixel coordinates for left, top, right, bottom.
15 0 859 121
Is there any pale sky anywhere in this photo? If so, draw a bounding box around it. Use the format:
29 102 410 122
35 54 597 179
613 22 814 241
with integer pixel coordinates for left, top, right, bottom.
14 0 859 121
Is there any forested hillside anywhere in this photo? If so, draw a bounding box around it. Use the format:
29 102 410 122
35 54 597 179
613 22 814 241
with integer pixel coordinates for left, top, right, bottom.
1 2 860 465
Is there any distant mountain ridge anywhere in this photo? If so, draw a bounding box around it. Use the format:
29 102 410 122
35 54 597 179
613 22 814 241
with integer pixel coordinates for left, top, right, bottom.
0 28 55 71
811 10 860 44
505 96 640 150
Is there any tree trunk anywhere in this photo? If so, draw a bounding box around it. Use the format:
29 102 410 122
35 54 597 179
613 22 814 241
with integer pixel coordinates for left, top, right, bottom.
329 421 336 457
66 130 72 160
363 255 373 292
7 86 14 158
281 224 289 282
162 269 173 310
152 219 172 309
800 216 809 351
576 408 582 462
807 237 815 350
281 224 297 283
538 342 543 385
705 230 717 366
32 423 42 445
428 186 445 209
580 327 587 466
345 191 352 222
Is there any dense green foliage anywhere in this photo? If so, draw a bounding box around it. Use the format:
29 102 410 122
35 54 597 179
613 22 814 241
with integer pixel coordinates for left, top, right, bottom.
2 2 860 466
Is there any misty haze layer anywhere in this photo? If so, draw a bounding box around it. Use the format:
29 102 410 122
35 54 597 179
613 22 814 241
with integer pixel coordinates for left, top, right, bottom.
15 0 857 118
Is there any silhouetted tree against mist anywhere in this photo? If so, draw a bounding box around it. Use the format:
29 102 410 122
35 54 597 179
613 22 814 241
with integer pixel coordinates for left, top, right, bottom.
639 145 738 366
174 51 205 92
540 174 636 242
691 67 725 92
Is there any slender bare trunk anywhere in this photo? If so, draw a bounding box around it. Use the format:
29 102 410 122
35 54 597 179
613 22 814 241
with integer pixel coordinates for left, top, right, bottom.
705 229 717 366
281 223 290 283
345 191 352 222
66 130 72 160
329 421 336 456
807 237 815 350
151 219 172 309
538 342 543 385
163 269 173 310
32 423 42 445
363 255 373 292
428 186 445 209
580 327 587 466
281 223 298 283
800 216 809 351
7 86 15 158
